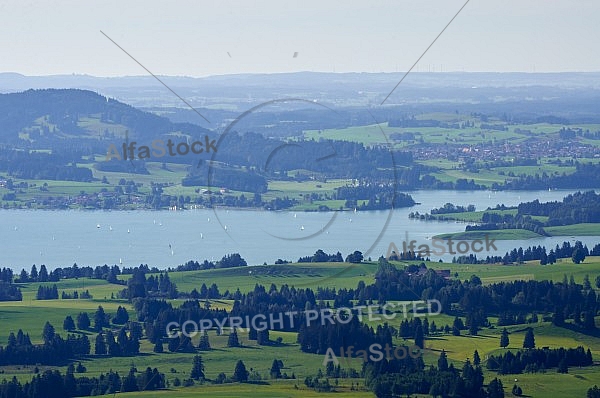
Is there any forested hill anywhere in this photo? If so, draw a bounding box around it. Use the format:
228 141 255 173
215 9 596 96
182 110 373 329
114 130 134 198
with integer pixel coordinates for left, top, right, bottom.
0 88 415 179
0 89 213 148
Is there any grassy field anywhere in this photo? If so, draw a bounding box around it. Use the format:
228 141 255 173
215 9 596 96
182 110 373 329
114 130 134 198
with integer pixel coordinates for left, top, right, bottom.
114 381 374 397
421 256 600 285
545 223 600 236
0 257 600 396
163 262 377 294
430 222 599 240
0 280 128 344
434 229 542 240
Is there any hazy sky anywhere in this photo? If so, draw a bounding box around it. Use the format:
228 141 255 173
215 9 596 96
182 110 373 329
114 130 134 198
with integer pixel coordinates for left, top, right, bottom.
1 0 599 77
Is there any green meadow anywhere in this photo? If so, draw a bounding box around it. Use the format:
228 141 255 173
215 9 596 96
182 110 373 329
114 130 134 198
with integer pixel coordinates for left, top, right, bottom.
434 229 542 240
545 223 600 236
0 257 599 396
432 223 599 240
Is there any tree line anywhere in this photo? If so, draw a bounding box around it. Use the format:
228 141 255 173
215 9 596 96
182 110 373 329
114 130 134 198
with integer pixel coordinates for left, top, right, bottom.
487 345 593 375
0 366 165 398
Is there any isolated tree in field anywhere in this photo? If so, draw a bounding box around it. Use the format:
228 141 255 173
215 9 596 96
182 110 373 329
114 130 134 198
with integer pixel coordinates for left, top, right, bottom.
94 305 108 331
130 322 143 341
557 358 568 374
63 315 76 331
233 360 249 382
16 329 30 346
77 312 90 330
7 332 16 347
248 327 258 340
257 329 269 345
38 264 49 282
326 360 334 377
452 317 463 336
112 306 129 325
18 269 28 283
452 324 461 336
414 325 424 349
121 367 139 392
345 250 363 263
270 359 282 379
500 328 509 348
512 384 523 396
168 335 180 352
523 328 535 349
430 320 437 334
30 265 38 281
198 330 211 350
469 320 478 336
95 333 106 355
438 350 449 371
190 355 205 381
42 321 55 344
117 328 129 354
228 328 240 347
587 385 600 398
473 350 481 366
453 317 464 330
487 377 504 398
153 340 164 353
572 247 586 264
106 330 121 356
399 319 411 339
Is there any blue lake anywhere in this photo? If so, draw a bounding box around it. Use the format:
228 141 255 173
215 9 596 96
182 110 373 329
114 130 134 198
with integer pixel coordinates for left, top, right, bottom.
0 189 598 270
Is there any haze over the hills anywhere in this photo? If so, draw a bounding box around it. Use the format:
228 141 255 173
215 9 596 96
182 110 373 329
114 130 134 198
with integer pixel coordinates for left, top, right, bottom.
1 72 600 113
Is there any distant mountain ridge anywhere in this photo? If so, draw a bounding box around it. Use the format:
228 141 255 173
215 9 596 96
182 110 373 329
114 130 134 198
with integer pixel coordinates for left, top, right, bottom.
0 89 212 147
3 71 600 90
2 71 600 111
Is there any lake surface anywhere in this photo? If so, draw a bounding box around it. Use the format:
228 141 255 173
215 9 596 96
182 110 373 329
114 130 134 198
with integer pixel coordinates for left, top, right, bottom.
1 189 598 270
